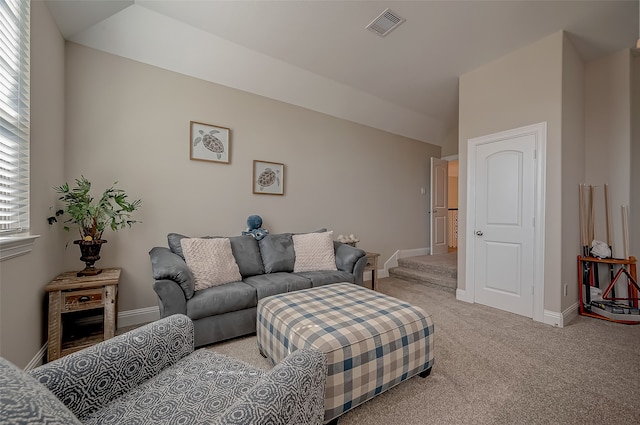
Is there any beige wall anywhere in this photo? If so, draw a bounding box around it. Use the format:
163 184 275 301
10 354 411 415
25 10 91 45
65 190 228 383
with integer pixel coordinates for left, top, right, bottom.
585 50 632 259
632 52 640 257
440 126 459 157
560 35 585 312
458 32 564 314
0 1 66 367
2 10 441 365
458 31 636 321
63 43 441 315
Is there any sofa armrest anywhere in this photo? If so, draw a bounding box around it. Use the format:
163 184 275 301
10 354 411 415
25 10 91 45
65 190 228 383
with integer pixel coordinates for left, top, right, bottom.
1 357 83 425
352 255 368 286
150 246 195 299
153 279 188 317
214 348 327 425
29 315 195 421
334 242 366 273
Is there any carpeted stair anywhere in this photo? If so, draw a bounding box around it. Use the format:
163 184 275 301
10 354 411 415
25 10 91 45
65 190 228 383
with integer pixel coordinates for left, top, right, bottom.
389 254 457 293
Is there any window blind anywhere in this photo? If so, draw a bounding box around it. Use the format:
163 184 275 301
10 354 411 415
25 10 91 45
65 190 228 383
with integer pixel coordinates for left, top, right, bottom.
0 0 30 234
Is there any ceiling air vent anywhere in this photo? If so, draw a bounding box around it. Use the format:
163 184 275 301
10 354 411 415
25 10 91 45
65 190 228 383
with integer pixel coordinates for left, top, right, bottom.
366 8 406 37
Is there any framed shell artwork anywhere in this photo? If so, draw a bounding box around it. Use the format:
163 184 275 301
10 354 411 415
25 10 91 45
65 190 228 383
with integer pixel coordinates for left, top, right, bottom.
190 121 231 164
253 160 284 195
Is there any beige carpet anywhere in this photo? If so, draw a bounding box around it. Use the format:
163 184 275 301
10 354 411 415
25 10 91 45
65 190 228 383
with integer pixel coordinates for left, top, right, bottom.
210 277 640 424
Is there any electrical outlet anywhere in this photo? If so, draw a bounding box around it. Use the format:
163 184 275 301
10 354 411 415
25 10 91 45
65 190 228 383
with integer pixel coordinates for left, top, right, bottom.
563 283 568 296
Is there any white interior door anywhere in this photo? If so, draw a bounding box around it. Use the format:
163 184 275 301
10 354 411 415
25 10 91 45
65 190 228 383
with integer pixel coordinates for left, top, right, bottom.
430 157 448 255
469 131 539 318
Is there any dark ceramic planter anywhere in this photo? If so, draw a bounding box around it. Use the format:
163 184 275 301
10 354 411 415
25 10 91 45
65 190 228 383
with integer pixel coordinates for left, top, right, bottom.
73 239 107 277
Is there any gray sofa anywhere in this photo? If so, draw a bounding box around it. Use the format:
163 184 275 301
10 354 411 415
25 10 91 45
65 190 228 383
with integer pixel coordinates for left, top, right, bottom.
0 314 327 425
150 232 367 347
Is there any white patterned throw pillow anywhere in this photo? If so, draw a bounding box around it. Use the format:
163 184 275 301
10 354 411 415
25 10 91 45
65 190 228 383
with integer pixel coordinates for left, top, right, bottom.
293 231 338 272
180 238 242 290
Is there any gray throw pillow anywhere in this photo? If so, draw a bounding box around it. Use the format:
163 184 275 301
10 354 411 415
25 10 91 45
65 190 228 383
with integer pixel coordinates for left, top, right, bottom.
167 233 189 259
259 233 295 273
228 235 265 277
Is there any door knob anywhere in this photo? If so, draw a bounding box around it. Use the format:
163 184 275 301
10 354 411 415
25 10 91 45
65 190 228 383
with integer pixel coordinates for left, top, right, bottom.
475 231 483 236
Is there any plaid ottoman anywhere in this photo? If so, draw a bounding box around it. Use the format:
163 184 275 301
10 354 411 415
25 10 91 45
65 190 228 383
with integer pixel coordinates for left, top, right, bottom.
257 283 434 424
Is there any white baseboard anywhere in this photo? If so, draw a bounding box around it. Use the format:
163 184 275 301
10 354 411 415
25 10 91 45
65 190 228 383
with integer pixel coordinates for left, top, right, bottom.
562 302 579 325
456 288 473 303
455 290 579 329
25 344 47 371
118 306 160 328
543 302 579 328
543 310 564 328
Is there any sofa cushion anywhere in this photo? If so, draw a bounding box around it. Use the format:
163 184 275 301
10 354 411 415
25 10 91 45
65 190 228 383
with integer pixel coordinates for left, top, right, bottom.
258 233 295 273
181 238 242 290
293 230 338 272
244 273 312 300
187 281 258 319
228 235 265 277
294 270 355 287
0 357 83 425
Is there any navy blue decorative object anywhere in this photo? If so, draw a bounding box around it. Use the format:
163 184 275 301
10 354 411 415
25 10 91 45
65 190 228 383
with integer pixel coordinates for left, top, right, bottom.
242 214 269 241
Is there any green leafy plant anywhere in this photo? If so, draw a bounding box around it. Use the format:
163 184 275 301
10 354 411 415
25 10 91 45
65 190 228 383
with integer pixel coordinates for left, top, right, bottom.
48 176 141 241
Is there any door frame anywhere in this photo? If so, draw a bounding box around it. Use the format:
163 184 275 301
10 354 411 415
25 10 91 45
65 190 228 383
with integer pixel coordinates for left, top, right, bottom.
465 122 547 323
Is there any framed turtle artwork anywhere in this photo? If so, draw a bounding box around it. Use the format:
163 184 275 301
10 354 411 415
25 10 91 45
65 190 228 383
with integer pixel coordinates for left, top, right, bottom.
253 160 284 195
190 121 231 164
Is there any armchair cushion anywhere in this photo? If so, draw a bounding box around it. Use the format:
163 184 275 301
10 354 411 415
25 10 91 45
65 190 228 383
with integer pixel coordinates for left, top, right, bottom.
80 349 264 425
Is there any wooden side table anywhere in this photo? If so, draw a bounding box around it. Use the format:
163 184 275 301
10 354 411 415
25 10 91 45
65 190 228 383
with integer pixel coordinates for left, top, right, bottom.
364 252 380 291
45 268 120 362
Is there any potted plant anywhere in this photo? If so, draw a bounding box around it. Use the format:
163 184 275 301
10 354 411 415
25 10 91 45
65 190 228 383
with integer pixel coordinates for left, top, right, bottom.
48 176 141 276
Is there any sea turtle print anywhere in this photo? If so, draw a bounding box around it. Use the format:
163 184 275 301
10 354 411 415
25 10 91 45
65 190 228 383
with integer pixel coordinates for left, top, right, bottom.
256 168 280 191
194 129 224 159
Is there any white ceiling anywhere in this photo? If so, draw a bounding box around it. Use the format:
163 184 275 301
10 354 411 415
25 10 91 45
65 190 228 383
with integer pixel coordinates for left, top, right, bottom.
43 0 639 145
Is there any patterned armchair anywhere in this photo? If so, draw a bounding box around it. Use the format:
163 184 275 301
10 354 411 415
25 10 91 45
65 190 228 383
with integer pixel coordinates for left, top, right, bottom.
0 314 326 425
